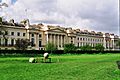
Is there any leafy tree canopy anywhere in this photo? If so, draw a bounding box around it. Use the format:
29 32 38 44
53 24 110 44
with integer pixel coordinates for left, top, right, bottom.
64 43 77 53
45 42 57 53
15 39 30 50
94 44 104 51
80 45 93 51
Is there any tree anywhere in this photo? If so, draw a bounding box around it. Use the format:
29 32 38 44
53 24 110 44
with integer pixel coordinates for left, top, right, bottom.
80 45 93 51
0 17 6 37
15 39 30 50
94 44 104 51
64 43 77 53
0 17 8 45
45 42 57 53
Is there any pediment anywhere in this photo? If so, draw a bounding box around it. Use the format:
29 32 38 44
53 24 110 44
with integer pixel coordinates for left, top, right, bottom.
48 28 66 33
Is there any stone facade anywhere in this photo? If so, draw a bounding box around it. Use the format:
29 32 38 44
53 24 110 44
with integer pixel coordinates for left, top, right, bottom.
0 19 119 50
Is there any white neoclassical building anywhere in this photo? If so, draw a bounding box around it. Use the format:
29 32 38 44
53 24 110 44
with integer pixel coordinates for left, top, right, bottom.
0 19 119 50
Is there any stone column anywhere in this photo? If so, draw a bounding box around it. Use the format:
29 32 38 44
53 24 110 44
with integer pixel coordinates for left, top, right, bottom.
61 35 63 48
103 34 106 49
63 35 64 47
54 34 56 45
57 35 59 49
112 39 114 50
8 38 11 46
26 29 30 39
46 33 48 44
108 41 110 49
1 38 4 45
49 34 51 43
36 33 39 50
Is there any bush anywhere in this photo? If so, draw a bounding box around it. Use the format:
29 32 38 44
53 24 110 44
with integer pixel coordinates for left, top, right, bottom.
64 43 77 53
94 44 104 51
45 42 57 53
80 45 93 51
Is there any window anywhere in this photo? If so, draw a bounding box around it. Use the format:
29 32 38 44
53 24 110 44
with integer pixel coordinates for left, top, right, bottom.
31 38 35 46
17 32 20 36
39 34 41 37
11 32 14 35
23 33 25 36
77 38 79 40
41 48 43 50
39 41 41 47
32 34 34 37
5 31 8 35
80 38 82 40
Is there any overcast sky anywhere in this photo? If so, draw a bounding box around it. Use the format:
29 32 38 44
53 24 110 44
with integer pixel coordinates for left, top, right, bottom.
0 0 119 35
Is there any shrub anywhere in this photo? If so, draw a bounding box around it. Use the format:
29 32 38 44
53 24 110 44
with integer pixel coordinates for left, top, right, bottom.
45 42 57 53
80 45 93 51
64 43 77 53
94 44 104 51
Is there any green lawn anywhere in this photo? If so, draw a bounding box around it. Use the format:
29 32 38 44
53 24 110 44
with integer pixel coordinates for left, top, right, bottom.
0 54 120 80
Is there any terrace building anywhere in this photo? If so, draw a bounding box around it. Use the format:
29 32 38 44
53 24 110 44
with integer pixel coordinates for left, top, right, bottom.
0 19 119 50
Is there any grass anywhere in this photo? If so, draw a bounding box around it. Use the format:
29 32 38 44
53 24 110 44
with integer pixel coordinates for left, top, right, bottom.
0 53 120 80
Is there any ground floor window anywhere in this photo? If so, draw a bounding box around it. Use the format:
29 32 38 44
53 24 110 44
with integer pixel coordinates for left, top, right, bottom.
39 41 41 47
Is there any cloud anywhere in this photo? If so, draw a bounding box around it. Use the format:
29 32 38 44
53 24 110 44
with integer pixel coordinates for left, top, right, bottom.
1 0 12 5
0 0 119 35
